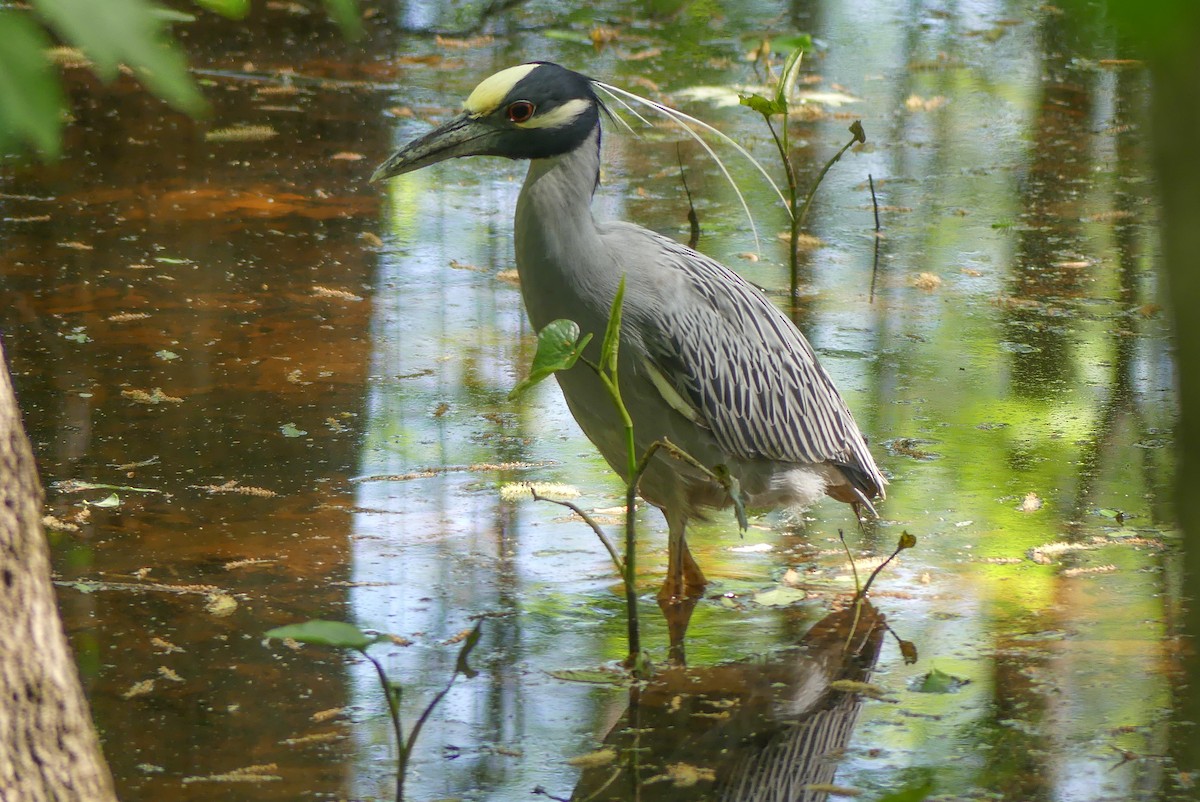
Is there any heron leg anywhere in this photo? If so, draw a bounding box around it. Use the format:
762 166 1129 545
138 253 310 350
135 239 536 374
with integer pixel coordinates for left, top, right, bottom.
658 509 707 601
657 594 698 666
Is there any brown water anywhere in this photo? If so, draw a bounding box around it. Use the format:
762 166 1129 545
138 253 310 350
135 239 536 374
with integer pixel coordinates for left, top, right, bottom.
0 2 1186 800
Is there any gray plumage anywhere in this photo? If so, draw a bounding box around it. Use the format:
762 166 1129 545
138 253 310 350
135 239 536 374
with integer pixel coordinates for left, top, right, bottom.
373 62 885 598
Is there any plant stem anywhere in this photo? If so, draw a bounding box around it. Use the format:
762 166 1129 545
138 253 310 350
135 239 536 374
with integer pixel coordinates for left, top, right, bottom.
765 115 801 298
598 370 642 667
362 651 406 801
796 124 865 234
530 490 624 573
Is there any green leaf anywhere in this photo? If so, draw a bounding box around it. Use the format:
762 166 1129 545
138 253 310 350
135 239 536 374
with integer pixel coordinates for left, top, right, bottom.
265 620 377 651
193 0 250 19
508 320 593 399
33 0 205 115
753 586 807 607
155 349 179 361
0 10 64 158
774 46 805 110
876 772 934 802
739 92 784 117
88 493 121 508
898 531 917 550
280 422 307 437
772 33 813 52
321 0 362 40
453 620 483 679
600 276 626 376
912 666 970 694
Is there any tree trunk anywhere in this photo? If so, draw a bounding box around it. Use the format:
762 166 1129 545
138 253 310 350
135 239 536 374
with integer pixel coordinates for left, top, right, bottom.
0 339 117 801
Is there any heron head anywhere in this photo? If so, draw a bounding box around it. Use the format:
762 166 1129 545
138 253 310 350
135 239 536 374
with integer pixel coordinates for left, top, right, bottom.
371 62 601 182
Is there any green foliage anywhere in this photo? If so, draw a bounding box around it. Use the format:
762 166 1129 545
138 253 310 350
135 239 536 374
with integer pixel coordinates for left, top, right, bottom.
738 45 806 118
508 320 593 399
0 11 64 157
876 773 935 802
321 0 362 40
0 0 360 160
265 619 378 651
194 0 250 18
913 667 970 694
35 0 204 112
266 618 482 801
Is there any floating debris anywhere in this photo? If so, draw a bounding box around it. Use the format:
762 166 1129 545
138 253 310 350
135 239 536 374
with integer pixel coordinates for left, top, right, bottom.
193 480 277 498
567 747 617 768
205 125 278 142
912 272 943 290
121 387 183 405
182 764 282 784
121 679 155 699
158 666 184 683
500 481 580 502
311 285 363 301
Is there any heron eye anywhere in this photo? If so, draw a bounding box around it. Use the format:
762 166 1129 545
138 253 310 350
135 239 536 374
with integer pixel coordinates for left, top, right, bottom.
506 101 535 123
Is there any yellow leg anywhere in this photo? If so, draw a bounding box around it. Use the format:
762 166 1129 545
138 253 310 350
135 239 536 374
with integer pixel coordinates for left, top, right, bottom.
658 509 707 601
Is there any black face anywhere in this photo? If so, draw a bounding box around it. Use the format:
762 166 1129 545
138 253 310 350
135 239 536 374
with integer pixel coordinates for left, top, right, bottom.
477 62 602 160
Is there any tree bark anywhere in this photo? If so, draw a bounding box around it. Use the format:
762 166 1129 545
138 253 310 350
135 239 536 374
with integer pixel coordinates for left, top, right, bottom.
0 339 117 802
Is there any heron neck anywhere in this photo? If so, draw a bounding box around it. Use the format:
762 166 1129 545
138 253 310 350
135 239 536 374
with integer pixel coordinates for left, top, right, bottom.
514 126 603 295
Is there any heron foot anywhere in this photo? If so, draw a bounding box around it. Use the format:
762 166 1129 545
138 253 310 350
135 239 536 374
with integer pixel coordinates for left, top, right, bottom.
656 567 707 602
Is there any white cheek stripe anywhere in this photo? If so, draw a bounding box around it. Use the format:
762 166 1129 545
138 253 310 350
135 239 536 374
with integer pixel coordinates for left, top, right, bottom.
519 98 591 129
465 64 538 115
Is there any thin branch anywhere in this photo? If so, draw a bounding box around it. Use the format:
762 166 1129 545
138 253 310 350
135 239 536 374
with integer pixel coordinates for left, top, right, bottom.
530 489 624 573
868 173 881 231
796 121 867 232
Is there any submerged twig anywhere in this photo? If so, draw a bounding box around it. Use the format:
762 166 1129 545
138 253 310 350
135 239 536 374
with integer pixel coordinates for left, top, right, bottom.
868 173 881 231
676 144 701 250
530 489 624 573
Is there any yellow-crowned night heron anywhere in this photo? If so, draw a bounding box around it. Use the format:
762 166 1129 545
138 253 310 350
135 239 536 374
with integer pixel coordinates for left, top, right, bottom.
372 62 886 600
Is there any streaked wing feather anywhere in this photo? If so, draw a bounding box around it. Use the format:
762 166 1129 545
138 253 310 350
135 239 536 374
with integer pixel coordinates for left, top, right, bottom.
629 232 882 494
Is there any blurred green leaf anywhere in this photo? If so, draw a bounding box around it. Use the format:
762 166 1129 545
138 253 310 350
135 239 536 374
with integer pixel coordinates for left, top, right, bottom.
753 586 807 607
193 0 249 19
600 276 625 376
321 0 362 40
149 7 197 22
265 620 377 651
33 0 205 115
541 29 593 45
772 33 813 52
899 531 917 550
912 666 970 693
0 10 64 157
280 422 307 437
876 772 934 802
508 320 592 399
88 493 121 508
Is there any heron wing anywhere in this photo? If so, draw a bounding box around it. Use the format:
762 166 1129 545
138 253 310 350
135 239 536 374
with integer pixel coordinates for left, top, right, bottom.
626 231 882 493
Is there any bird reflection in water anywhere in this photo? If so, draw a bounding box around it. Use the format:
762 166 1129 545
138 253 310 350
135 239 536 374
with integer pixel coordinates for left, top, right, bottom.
568 602 887 801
